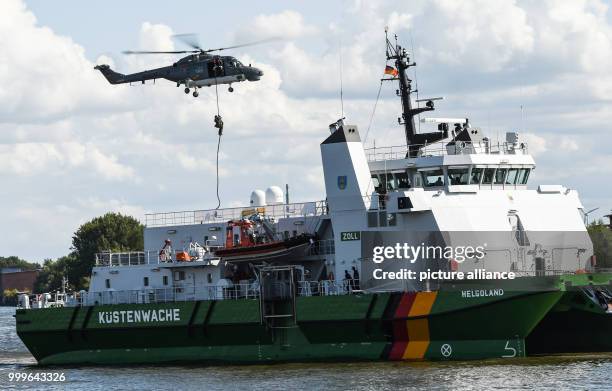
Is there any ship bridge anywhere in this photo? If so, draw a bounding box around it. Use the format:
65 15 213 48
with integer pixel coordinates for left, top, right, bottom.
366 130 535 193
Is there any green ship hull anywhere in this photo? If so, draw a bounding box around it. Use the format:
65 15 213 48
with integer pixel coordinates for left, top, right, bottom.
16 278 565 365
527 273 612 355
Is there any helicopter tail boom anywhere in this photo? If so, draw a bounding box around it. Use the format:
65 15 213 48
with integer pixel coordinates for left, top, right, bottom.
94 64 128 85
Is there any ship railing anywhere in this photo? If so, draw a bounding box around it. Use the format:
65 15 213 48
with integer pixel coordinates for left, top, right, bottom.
297 280 360 296
365 140 529 162
95 249 222 267
145 200 328 227
73 283 261 306
56 280 361 307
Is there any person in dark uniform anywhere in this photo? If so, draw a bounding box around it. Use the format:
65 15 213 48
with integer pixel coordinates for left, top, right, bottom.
352 266 360 290
344 270 352 292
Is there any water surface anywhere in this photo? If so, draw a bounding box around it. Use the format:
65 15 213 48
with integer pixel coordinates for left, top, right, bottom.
1 307 610 390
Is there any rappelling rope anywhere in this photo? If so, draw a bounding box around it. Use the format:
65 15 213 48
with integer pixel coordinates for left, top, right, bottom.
214 81 222 210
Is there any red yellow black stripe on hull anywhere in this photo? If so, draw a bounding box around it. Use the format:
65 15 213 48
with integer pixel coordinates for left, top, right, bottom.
387 292 438 360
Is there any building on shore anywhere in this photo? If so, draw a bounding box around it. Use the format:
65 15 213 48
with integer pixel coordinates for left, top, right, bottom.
1 268 39 304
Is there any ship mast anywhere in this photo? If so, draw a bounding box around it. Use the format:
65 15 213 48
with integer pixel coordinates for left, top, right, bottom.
384 29 447 157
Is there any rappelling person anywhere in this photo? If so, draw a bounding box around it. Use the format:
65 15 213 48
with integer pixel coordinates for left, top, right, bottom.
214 115 224 134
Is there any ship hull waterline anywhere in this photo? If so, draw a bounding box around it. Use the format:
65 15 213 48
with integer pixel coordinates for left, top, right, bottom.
16 281 563 365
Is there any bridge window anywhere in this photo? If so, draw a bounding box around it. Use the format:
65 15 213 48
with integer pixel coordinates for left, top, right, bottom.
494 168 507 184
371 175 383 193
482 168 495 184
421 169 444 187
470 168 483 184
383 174 394 191
413 173 423 187
368 211 378 227
447 168 470 185
395 172 411 189
379 211 388 227
516 168 530 184
506 168 519 184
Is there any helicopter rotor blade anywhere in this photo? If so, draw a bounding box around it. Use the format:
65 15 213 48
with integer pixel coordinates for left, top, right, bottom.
202 37 281 53
122 36 280 56
122 50 199 55
172 33 202 50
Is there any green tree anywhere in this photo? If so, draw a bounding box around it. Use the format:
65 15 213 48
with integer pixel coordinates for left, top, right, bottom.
34 256 73 293
2 288 20 305
0 256 38 271
70 212 143 289
588 221 612 269
33 212 143 292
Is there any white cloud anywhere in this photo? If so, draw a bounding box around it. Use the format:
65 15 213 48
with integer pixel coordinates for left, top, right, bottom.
235 10 318 42
0 142 135 180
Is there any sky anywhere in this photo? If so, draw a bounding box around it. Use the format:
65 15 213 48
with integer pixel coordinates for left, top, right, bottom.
1 0 612 262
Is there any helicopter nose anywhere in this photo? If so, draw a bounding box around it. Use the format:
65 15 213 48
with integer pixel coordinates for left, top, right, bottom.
246 67 263 81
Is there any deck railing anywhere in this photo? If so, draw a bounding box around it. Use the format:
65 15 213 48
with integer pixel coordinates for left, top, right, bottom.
145 200 327 227
95 250 221 267
54 280 357 307
365 140 529 162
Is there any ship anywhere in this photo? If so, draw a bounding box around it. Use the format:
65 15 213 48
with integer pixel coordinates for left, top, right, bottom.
15 31 612 365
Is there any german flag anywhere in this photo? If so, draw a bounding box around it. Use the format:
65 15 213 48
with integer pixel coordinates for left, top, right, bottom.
384 65 399 77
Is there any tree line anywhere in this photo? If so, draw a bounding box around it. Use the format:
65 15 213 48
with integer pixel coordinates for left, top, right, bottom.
2 213 143 294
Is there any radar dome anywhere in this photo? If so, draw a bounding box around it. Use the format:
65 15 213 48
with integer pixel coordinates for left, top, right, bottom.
250 190 266 207
265 186 284 205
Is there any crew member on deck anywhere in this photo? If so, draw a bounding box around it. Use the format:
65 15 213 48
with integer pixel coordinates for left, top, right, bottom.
344 270 352 292
352 266 360 290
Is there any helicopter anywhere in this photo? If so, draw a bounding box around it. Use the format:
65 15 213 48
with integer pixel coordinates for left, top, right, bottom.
94 34 267 97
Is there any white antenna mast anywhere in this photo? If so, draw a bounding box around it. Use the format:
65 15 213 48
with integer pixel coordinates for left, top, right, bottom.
339 36 344 118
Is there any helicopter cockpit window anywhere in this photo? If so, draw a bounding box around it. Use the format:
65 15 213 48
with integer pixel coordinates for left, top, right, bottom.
447 168 469 185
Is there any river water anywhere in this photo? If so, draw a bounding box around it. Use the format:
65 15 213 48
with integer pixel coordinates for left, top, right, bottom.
1 307 611 390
